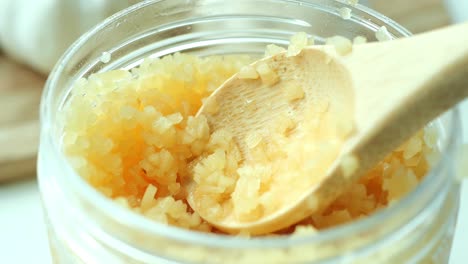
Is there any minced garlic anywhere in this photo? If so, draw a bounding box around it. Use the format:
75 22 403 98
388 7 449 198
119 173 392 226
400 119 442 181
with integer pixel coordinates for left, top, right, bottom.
326 36 353 55
287 32 309 57
62 33 436 236
238 65 259 79
353 36 367 45
256 62 280 86
339 7 352 20
376 26 392 42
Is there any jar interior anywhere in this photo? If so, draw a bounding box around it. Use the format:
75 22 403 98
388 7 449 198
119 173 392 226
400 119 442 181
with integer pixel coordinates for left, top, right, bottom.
41 1 460 263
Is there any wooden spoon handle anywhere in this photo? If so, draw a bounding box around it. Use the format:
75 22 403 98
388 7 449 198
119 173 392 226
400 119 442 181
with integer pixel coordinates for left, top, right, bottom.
343 22 468 173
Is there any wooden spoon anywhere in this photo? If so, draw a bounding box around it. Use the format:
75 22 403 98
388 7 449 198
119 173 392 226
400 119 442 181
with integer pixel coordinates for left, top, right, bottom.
188 22 468 235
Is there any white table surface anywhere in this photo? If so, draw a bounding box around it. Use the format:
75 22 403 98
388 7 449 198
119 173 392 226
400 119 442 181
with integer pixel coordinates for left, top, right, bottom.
1 102 468 263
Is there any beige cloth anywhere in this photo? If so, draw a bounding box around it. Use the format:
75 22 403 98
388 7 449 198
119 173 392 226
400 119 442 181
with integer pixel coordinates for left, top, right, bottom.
0 0 131 74
0 55 44 181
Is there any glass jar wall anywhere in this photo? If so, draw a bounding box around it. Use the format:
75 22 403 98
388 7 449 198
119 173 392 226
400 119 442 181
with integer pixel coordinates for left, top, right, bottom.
38 1 462 263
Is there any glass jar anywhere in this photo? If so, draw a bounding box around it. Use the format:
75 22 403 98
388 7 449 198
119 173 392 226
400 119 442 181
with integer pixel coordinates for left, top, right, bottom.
38 0 462 263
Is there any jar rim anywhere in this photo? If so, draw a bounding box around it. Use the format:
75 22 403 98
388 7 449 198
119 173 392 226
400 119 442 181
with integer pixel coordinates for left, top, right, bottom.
40 0 462 251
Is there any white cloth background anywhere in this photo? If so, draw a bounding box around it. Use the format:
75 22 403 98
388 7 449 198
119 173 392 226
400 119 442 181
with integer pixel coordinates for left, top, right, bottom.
0 0 131 74
445 0 468 23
